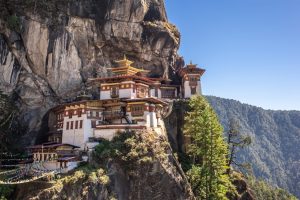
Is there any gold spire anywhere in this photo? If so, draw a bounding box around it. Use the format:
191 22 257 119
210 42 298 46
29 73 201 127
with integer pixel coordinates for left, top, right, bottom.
187 61 197 68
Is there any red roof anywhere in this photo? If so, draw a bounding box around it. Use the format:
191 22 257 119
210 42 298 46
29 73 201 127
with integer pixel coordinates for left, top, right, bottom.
179 66 205 77
88 75 156 85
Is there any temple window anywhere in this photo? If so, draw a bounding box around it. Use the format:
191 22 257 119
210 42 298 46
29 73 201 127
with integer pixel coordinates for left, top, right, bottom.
91 121 96 128
66 122 70 130
68 111 72 119
161 89 175 98
78 110 82 117
137 87 147 98
75 121 78 129
71 121 74 129
191 87 197 95
111 87 119 98
80 120 83 129
131 105 144 116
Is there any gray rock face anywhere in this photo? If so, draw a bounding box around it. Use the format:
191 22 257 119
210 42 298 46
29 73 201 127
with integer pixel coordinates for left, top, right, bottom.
0 0 180 146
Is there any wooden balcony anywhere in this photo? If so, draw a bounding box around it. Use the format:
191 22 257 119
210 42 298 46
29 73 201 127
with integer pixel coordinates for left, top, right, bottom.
103 110 124 120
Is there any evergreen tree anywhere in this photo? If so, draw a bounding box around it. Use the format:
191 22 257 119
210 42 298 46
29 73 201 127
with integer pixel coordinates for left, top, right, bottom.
184 96 231 200
226 118 251 174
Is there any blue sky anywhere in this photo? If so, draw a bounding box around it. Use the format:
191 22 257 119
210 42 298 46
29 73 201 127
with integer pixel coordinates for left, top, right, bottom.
165 0 300 111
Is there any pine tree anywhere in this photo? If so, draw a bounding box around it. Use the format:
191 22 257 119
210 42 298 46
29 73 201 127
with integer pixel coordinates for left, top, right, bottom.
184 96 231 200
226 118 251 174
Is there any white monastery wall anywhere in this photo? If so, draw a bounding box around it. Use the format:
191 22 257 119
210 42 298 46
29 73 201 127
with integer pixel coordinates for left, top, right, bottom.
100 90 111 100
119 88 134 99
197 80 202 94
62 114 89 149
83 115 93 148
184 81 192 98
43 161 60 170
94 129 121 140
150 111 157 127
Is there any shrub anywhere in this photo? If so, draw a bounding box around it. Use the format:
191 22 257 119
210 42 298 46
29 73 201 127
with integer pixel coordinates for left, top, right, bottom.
7 15 20 32
0 185 14 200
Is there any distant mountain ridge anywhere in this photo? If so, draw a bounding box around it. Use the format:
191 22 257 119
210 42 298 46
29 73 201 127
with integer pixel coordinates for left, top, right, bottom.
206 96 300 198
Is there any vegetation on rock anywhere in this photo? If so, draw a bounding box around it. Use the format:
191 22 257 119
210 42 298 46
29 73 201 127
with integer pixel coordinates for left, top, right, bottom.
0 185 14 200
0 91 18 153
226 119 252 174
6 15 20 32
93 130 169 173
247 176 298 200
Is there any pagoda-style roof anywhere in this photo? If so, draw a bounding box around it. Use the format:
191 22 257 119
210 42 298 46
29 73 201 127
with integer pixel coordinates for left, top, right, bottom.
88 75 156 86
110 56 147 76
179 61 205 77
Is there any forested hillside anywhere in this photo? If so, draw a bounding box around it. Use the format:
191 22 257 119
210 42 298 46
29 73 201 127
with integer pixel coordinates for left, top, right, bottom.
207 96 300 198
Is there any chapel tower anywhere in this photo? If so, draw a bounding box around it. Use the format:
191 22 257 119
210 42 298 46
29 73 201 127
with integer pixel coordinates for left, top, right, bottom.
179 62 205 98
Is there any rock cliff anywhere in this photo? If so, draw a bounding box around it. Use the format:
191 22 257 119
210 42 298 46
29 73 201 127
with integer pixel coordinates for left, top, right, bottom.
12 130 194 200
0 0 180 147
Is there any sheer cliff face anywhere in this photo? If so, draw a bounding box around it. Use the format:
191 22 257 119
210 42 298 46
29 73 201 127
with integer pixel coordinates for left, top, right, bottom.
0 0 180 145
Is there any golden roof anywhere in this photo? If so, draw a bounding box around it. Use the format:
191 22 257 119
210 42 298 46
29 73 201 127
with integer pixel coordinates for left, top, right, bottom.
186 61 197 68
111 55 147 76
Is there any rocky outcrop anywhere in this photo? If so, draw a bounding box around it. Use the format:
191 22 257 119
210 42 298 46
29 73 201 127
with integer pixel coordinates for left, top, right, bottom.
0 0 180 147
13 130 194 200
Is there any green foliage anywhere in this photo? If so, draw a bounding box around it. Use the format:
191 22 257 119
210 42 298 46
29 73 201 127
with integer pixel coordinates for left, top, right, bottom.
207 96 300 198
247 176 298 200
184 95 231 200
0 185 14 200
226 118 252 174
7 15 20 32
55 163 109 188
0 91 18 153
88 168 110 185
93 131 168 172
177 152 193 172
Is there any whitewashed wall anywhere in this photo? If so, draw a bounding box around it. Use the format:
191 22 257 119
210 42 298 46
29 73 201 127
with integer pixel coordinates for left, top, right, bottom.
100 90 111 100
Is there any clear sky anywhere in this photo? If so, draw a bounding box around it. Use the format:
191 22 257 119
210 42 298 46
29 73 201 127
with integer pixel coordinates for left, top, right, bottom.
165 0 300 111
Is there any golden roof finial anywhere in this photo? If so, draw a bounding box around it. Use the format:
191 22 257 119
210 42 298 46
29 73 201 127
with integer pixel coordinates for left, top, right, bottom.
187 60 197 68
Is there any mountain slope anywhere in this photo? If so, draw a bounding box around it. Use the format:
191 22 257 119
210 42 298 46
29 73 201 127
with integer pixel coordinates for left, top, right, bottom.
206 96 300 198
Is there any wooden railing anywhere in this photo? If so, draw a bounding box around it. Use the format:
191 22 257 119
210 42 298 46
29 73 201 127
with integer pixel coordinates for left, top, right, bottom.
103 110 124 120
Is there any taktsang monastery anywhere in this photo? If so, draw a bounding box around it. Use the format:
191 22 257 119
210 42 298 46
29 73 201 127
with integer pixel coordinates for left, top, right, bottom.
27 56 205 172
